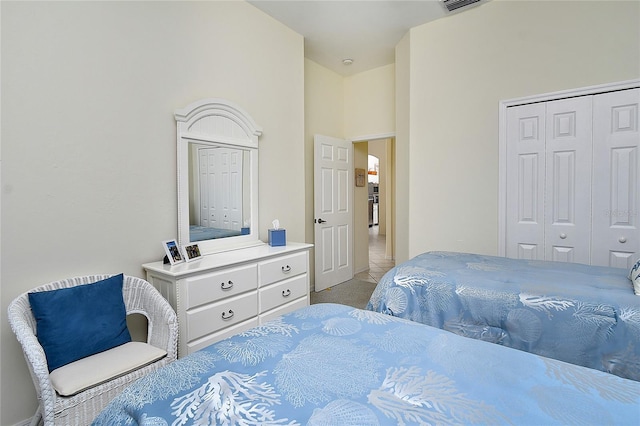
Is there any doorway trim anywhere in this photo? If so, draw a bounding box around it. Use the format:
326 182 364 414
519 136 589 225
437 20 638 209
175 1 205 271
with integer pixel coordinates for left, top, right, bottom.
350 132 395 143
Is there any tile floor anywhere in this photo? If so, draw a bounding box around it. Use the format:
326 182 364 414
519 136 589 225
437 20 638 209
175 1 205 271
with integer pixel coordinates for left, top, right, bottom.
355 226 395 283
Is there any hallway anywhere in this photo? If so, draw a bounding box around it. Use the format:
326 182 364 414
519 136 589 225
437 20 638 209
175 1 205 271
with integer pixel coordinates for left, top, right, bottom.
355 225 395 283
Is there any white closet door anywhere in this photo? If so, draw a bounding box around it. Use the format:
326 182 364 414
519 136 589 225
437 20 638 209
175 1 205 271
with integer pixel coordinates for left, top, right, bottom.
592 88 640 268
506 103 546 260
544 97 593 264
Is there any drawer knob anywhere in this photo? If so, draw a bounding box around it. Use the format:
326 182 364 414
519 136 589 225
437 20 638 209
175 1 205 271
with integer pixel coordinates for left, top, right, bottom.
221 280 234 290
559 233 567 239
619 236 627 243
221 309 234 320
282 265 291 273
282 289 291 297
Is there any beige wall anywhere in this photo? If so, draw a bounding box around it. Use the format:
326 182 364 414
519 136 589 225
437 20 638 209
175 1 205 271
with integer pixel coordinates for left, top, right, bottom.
1 2 304 424
400 0 640 260
344 64 395 140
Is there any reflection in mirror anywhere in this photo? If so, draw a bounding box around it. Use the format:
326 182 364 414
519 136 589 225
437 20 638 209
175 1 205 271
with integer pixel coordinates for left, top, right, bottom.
188 143 251 242
175 98 262 254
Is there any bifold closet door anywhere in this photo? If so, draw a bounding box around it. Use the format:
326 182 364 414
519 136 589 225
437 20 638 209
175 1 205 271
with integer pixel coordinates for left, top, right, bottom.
591 88 640 268
506 97 592 263
544 96 593 264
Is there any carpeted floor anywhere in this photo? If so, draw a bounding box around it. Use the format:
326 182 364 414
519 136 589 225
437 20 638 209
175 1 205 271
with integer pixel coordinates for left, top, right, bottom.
310 279 377 309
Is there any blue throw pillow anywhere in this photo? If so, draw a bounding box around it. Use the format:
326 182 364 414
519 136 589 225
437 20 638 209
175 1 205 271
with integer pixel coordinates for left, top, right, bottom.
29 274 132 372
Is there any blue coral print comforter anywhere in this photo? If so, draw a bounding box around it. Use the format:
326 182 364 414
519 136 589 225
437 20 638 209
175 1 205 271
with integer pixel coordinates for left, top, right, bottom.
366 251 640 382
93 304 639 425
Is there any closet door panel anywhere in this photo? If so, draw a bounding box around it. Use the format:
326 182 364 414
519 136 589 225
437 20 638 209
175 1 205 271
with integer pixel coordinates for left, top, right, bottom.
544 97 593 264
592 88 640 268
219 149 232 229
228 149 243 230
506 103 546 260
198 150 210 227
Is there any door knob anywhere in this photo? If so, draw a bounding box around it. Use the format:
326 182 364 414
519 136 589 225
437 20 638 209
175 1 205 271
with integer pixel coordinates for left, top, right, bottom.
317 218 327 224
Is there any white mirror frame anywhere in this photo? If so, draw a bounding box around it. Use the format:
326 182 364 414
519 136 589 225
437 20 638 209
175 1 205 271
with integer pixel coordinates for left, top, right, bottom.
175 98 263 254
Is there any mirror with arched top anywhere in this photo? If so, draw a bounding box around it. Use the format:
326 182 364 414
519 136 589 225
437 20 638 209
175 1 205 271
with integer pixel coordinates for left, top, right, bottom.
175 99 263 254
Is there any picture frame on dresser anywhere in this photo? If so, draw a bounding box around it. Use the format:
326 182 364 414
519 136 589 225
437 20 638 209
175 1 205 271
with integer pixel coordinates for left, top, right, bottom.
182 243 202 262
162 239 184 265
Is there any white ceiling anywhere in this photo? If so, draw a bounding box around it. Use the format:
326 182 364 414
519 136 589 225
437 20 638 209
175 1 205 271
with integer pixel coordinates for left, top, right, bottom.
248 1 452 76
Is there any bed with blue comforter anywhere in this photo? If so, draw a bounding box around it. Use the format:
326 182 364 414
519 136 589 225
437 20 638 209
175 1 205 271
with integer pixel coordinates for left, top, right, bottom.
93 304 639 425
366 251 640 382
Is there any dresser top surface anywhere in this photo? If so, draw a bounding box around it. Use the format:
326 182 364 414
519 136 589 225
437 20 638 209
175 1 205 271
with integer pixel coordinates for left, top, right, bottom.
143 241 312 278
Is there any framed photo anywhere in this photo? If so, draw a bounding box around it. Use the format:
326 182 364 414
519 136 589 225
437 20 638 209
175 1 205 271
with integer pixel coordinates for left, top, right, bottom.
355 168 366 187
163 239 184 265
182 242 202 262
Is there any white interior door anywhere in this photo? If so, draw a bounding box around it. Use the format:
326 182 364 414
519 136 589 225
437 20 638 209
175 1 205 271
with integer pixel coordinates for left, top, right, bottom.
314 135 354 291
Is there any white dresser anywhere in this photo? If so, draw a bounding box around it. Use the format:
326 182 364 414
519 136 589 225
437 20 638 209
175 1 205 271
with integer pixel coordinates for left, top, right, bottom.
143 242 312 357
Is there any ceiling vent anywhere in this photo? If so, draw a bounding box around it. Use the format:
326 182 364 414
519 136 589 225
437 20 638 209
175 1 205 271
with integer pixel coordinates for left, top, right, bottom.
440 0 489 14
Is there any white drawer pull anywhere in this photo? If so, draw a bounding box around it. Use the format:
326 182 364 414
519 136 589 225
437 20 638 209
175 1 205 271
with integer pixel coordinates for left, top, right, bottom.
619 236 627 243
221 309 234 320
282 289 291 297
221 280 234 290
282 265 291 273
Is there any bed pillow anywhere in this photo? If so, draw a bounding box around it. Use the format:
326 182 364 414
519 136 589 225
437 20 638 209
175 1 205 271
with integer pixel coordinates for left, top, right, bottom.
28 274 132 372
631 258 640 295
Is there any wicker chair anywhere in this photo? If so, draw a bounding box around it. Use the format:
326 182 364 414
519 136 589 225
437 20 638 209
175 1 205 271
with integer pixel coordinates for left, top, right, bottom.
8 275 178 426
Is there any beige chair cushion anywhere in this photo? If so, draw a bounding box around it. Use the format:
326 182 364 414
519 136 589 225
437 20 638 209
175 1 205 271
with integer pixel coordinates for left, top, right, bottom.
49 341 167 396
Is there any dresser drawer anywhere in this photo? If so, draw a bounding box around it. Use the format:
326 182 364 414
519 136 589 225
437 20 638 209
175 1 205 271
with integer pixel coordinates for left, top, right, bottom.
260 297 308 324
187 318 259 354
259 252 308 287
184 264 257 309
186 291 258 341
259 274 308 312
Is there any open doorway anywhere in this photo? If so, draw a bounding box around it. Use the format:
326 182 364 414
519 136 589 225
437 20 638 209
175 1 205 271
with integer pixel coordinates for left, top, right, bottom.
353 138 395 283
